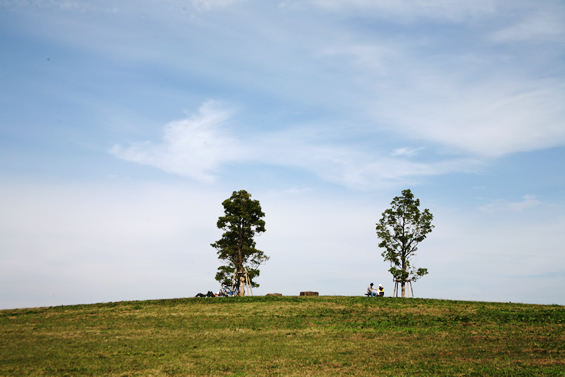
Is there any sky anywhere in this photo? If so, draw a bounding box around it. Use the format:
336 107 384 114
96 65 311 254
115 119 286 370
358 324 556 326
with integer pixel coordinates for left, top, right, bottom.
1 0 564 309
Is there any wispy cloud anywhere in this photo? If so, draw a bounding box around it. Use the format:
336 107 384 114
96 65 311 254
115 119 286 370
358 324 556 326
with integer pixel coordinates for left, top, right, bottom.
110 101 244 183
306 0 496 21
320 44 394 75
316 29 565 158
391 147 424 157
0 0 110 13
112 101 482 189
479 195 542 213
190 0 248 11
371 73 565 157
491 11 565 44
10 0 565 161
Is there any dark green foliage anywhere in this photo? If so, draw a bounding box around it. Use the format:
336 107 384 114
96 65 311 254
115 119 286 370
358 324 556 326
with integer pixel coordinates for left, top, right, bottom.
376 189 434 285
211 190 268 288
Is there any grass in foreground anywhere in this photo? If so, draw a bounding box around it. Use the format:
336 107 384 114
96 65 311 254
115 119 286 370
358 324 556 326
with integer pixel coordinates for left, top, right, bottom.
1 296 564 376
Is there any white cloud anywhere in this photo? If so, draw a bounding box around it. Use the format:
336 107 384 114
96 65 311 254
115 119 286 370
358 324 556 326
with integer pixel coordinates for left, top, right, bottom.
190 0 247 11
317 31 565 158
272 147 481 190
320 44 394 75
391 147 423 157
266 186 315 197
479 194 542 213
111 101 244 183
491 11 565 44
373 74 565 157
307 0 496 21
0 0 246 12
111 102 483 189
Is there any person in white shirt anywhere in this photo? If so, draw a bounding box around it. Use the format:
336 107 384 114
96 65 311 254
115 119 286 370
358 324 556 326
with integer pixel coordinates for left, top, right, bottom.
367 283 378 297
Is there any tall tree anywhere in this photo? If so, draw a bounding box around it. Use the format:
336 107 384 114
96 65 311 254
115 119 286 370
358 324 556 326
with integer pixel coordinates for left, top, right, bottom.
211 190 268 296
376 189 434 297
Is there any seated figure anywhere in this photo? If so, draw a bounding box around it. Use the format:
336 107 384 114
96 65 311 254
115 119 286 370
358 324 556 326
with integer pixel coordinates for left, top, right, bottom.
378 284 384 297
367 282 377 297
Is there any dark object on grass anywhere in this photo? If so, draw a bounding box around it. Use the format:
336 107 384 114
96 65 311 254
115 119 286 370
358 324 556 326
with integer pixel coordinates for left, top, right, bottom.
266 293 282 296
195 291 216 298
300 291 318 296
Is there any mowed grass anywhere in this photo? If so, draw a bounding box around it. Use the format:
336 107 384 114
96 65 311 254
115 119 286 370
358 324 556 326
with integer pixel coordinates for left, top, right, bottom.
1 296 564 376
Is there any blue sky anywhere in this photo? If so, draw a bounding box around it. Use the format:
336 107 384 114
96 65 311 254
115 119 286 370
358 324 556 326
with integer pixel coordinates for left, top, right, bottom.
1 0 564 309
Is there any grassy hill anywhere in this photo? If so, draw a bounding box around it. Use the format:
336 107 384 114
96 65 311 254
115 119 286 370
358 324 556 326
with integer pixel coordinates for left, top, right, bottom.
1 296 564 376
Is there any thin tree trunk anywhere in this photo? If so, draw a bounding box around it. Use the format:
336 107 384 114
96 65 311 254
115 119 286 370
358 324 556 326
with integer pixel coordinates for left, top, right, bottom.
402 259 406 298
237 223 244 297
240 274 246 297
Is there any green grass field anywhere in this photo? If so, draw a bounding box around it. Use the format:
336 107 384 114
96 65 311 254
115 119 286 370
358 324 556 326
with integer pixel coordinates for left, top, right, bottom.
1 296 563 376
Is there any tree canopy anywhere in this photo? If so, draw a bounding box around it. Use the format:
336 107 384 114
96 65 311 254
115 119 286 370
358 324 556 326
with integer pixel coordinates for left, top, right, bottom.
211 190 268 295
376 189 434 297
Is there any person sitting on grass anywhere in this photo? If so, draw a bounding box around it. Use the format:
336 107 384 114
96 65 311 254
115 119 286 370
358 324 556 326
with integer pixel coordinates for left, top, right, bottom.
367 283 378 297
378 284 385 297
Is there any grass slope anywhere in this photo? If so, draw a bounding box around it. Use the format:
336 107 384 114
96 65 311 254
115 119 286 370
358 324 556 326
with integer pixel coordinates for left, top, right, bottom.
1 296 564 376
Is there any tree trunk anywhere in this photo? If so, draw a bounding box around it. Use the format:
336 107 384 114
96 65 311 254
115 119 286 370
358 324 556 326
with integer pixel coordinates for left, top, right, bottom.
237 229 244 296
239 273 246 297
401 259 406 298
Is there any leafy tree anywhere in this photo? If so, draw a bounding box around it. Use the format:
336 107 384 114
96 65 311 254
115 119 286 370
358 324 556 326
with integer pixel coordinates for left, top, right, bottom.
211 190 268 296
376 189 434 297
